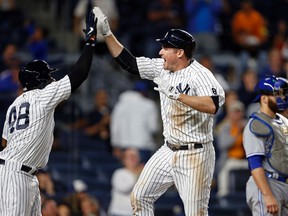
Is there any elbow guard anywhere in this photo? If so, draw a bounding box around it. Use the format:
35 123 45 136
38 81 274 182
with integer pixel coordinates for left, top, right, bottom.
115 47 139 75
211 96 219 114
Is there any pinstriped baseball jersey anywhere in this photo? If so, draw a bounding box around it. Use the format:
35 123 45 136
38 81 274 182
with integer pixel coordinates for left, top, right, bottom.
137 57 225 145
1 75 71 169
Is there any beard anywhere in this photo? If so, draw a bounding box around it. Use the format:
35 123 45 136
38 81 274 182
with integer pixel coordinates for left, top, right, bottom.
268 97 279 113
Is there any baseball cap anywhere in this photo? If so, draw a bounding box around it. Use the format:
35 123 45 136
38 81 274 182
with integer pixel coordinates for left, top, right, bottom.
253 76 278 102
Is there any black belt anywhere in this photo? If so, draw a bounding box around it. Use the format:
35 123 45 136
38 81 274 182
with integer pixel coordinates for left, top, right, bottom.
266 171 288 184
0 159 37 175
166 141 203 151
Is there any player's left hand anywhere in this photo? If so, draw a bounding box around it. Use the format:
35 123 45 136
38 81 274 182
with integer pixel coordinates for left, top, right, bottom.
83 10 97 46
153 77 180 100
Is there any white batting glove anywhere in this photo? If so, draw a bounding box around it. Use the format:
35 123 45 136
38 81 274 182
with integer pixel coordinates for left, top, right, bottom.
153 77 180 100
92 7 112 37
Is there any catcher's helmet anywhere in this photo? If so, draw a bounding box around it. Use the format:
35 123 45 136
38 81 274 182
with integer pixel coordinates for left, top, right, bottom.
253 75 288 104
19 60 58 91
156 29 196 59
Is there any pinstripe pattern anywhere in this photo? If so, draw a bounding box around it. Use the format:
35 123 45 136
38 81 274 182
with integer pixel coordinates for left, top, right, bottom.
0 75 71 216
137 57 225 144
131 57 224 215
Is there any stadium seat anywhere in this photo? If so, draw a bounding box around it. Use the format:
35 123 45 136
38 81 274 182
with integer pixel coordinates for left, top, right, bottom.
229 169 250 193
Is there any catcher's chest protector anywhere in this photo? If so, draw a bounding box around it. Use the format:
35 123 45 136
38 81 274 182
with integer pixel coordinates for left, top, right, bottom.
249 112 288 176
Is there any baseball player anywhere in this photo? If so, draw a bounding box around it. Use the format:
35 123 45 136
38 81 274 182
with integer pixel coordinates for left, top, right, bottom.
243 76 288 215
0 11 97 216
93 7 225 216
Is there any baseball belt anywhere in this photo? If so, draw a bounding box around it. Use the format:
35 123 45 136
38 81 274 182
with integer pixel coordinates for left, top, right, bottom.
265 171 288 184
166 141 203 151
0 158 37 175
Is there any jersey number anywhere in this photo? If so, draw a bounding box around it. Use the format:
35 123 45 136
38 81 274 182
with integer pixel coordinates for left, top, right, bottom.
8 102 30 133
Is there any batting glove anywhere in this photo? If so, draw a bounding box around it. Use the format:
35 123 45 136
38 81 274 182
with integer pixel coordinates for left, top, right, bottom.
153 77 180 100
83 11 97 46
92 7 112 37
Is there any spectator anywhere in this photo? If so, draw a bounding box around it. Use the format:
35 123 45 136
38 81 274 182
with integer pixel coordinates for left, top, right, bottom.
41 198 59 216
110 80 160 162
0 0 26 50
116 0 148 57
184 0 223 54
27 25 49 60
80 89 112 151
54 98 86 150
36 168 67 202
0 50 21 95
73 0 119 56
231 0 268 71
0 42 19 71
80 194 106 216
58 203 72 216
63 179 89 216
198 54 230 91
258 48 287 80
215 100 248 197
108 148 143 216
146 0 184 57
269 19 288 53
218 0 234 51
0 0 16 11
214 89 239 125
236 68 258 110
0 43 21 138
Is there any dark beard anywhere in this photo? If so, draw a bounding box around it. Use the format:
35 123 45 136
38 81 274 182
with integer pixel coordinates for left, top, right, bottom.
268 97 279 113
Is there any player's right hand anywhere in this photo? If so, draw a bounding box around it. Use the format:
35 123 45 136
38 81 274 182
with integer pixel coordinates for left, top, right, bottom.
92 7 112 37
263 194 279 214
153 77 180 100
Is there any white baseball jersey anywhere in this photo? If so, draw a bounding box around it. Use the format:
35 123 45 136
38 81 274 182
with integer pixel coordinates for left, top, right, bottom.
0 76 71 216
131 57 225 216
1 75 71 169
137 57 225 145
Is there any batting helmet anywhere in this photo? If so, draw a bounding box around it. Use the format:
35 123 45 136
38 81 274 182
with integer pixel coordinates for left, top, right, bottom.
156 29 196 59
19 60 58 91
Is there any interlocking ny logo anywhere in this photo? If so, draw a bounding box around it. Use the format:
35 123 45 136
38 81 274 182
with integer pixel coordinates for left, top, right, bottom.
176 83 190 94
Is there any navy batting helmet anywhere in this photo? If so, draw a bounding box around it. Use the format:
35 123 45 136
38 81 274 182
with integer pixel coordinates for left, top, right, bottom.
156 29 196 59
19 60 58 91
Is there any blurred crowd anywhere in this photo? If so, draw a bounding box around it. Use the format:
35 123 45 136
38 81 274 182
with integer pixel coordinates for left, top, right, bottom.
1 0 288 215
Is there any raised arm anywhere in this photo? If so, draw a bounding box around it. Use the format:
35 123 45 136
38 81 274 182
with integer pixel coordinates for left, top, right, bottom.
93 7 140 75
68 10 97 93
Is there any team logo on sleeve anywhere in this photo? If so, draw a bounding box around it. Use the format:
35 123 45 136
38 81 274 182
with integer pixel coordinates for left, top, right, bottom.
176 83 190 94
212 87 217 95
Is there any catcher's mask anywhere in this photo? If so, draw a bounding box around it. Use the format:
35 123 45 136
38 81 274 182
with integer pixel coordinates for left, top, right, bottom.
253 76 288 111
19 59 58 91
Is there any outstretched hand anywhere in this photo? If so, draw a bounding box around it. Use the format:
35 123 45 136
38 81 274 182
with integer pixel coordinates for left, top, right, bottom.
83 10 97 46
153 77 180 100
92 7 112 37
